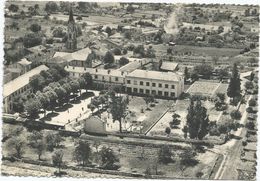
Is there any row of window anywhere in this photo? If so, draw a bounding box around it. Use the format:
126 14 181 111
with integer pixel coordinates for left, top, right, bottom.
94 75 119 82
127 80 175 89
9 85 29 101
127 87 176 97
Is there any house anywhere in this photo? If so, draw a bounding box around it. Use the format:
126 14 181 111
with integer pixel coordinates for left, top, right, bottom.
11 58 32 74
3 65 49 113
3 68 21 84
26 45 47 55
53 47 93 68
125 69 184 98
84 116 106 135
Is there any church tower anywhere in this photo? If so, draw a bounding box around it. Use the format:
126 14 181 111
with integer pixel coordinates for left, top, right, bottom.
66 7 77 51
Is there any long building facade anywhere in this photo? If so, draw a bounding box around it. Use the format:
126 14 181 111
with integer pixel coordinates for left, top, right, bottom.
3 65 49 113
65 65 184 99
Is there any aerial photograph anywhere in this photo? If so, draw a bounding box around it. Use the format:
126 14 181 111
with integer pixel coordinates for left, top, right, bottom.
1 0 259 180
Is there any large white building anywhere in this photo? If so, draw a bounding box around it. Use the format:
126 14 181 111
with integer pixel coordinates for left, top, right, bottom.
3 65 49 113
65 65 184 99
125 69 184 98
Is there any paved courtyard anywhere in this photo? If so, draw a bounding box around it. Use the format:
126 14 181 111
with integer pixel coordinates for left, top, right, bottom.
38 90 99 128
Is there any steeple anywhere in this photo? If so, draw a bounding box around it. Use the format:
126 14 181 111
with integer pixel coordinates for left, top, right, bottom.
68 7 74 22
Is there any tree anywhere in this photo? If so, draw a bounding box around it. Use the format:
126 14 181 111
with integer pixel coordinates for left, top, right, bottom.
46 132 64 151
180 148 197 167
143 95 154 109
23 33 42 48
13 97 25 113
126 4 135 13
227 63 241 99
230 110 242 120
186 99 209 140
245 81 254 90
184 67 189 81
218 26 224 34
103 51 115 64
110 96 128 133
8 136 26 158
218 68 229 81
54 86 67 105
249 99 257 107
100 147 119 170
25 98 41 118
35 140 46 160
30 23 41 32
146 46 156 58
52 149 64 174
28 130 43 148
119 57 129 66
52 27 66 38
158 145 173 164
105 26 112 36
193 64 213 79
45 1 58 13
45 90 58 112
36 92 50 116
8 4 19 12
81 73 93 92
73 140 92 166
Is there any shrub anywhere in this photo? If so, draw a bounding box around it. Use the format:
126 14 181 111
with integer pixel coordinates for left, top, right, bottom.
249 99 257 107
165 127 171 135
113 48 121 55
245 121 255 130
196 172 203 178
230 110 242 120
246 107 254 113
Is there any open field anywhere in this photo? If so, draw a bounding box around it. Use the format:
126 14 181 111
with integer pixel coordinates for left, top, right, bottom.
2 123 219 179
146 44 242 57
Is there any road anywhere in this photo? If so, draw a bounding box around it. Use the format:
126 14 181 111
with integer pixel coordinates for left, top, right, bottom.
213 69 255 179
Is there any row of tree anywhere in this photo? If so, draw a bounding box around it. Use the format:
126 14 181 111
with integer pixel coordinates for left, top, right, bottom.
23 73 92 118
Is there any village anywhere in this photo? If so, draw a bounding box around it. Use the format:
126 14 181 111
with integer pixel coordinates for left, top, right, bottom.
1 1 259 180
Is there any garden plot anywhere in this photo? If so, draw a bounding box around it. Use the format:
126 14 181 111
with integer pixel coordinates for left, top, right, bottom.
148 98 222 137
187 81 221 97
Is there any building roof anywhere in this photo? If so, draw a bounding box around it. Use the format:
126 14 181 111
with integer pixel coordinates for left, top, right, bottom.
85 116 105 124
53 52 71 58
3 65 49 98
110 33 123 39
127 69 182 82
17 58 32 66
160 62 178 71
53 47 92 62
65 66 127 78
27 45 46 54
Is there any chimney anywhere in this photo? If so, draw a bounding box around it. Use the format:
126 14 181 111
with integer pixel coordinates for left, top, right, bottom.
95 68 98 72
